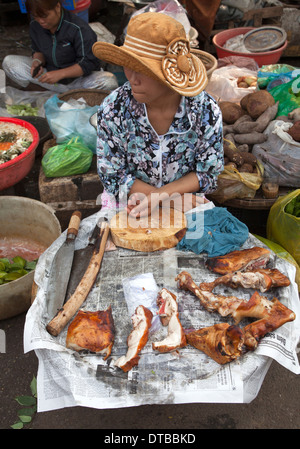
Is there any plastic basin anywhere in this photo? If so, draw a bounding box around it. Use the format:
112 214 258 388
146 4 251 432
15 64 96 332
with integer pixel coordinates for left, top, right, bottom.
0 117 40 191
213 27 288 67
0 196 61 320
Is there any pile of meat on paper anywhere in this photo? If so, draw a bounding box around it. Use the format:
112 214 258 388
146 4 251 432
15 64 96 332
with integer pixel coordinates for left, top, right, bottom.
65 246 295 370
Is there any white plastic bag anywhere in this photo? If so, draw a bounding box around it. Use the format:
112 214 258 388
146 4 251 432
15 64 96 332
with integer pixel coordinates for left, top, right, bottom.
128 0 191 36
252 120 300 187
205 66 257 102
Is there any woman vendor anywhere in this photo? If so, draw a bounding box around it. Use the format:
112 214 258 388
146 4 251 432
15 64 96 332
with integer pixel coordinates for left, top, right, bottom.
93 12 223 217
2 0 118 93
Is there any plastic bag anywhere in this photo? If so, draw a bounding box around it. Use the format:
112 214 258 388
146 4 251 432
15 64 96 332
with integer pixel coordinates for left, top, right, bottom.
268 74 300 117
254 234 300 291
128 0 191 36
42 137 93 177
266 189 300 265
252 120 300 187
205 66 257 102
0 86 53 117
257 64 296 91
209 164 263 203
44 95 99 153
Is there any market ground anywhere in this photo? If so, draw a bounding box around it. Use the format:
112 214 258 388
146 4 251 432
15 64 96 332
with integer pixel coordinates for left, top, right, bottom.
0 7 299 431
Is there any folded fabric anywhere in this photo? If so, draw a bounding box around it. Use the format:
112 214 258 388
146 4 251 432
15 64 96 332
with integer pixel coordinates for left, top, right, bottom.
177 207 249 257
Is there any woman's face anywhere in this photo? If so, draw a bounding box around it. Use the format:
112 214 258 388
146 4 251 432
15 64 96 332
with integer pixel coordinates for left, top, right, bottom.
124 68 175 105
32 2 61 32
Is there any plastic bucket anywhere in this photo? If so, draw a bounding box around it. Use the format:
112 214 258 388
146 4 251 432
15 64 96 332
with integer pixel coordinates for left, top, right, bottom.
213 27 288 67
0 117 39 191
0 196 61 320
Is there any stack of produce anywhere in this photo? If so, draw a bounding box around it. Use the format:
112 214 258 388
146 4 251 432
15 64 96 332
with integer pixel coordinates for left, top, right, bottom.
220 90 278 175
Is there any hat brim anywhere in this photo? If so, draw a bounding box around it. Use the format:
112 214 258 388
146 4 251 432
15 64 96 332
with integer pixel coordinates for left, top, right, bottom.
92 41 208 97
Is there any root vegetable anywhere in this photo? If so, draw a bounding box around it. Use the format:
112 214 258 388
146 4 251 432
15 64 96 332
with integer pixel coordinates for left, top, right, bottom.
234 132 268 145
287 121 300 142
239 163 253 173
288 108 300 122
237 144 249 153
224 145 244 166
255 101 279 132
219 101 244 124
225 162 238 169
240 93 252 110
233 121 259 134
224 133 235 145
223 124 235 135
239 152 257 166
245 90 275 119
238 81 249 88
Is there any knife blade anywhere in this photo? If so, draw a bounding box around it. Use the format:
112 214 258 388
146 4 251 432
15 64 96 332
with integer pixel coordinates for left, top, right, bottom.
46 211 81 319
46 217 110 337
64 222 100 303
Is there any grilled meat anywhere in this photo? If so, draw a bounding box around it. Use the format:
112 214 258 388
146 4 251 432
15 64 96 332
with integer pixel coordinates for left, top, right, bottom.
199 268 290 293
115 305 153 372
152 288 186 353
185 323 244 365
206 247 271 275
176 271 295 325
66 307 115 359
243 298 296 350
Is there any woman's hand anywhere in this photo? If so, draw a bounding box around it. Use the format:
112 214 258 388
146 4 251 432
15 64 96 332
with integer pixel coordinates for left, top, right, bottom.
127 191 159 217
127 191 208 218
126 173 208 217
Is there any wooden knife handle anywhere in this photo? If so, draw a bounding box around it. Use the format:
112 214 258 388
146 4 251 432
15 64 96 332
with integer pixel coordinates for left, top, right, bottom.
67 211 82 237
46 220 109 337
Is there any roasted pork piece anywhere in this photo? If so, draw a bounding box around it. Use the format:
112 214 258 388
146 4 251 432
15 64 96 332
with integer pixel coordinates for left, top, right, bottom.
206 247 271 275
243 298 296 350
66 307 115 359
114 305 153 372
199 268 290 293
152 288 186 353
185 323 244 365
176 271 295 324
176 270 296 360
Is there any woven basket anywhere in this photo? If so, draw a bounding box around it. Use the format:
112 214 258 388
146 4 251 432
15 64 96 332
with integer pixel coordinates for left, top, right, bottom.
191 49 217 80
58 88 110 107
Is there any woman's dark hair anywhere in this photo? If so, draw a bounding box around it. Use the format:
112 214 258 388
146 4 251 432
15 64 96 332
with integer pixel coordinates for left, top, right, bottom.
26 0 61 17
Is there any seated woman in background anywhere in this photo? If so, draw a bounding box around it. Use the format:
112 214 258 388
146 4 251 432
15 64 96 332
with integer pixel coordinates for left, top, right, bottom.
2 0 118 93
92 12 223 217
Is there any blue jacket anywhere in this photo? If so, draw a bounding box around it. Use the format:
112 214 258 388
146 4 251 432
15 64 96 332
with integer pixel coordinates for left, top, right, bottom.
29 9 100 76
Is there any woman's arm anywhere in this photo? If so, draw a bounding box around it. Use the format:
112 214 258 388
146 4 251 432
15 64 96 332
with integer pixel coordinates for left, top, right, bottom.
127 172 206 216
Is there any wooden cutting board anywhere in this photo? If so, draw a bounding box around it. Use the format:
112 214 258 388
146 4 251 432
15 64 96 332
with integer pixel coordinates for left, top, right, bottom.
110 208 187 252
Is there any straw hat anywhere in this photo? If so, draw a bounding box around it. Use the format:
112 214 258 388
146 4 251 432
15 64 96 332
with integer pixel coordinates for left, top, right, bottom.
92 12 208 97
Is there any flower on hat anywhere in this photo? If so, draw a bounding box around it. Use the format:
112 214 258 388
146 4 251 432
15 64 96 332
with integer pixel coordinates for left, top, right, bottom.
162 38 198 89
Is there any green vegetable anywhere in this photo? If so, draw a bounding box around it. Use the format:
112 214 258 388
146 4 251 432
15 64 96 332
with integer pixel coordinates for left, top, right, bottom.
6 103 39 117
0 257 37 285
0 131 17 142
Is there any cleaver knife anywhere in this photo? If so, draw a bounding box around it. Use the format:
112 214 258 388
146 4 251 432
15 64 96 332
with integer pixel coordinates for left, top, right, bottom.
63 221 101 303
46 211 81 319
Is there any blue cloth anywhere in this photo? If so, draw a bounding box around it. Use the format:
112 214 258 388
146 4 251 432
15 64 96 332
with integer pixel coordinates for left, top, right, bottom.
177 207 249 257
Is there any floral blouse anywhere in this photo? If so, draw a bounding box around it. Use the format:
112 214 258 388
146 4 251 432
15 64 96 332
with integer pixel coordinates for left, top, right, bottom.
96 82 223 199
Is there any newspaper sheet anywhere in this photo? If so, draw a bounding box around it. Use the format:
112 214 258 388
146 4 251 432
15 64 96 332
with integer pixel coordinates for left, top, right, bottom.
24 211 300 412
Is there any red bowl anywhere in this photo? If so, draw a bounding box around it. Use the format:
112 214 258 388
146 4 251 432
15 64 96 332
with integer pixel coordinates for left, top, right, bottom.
0 117 39 191
213 27 288 67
